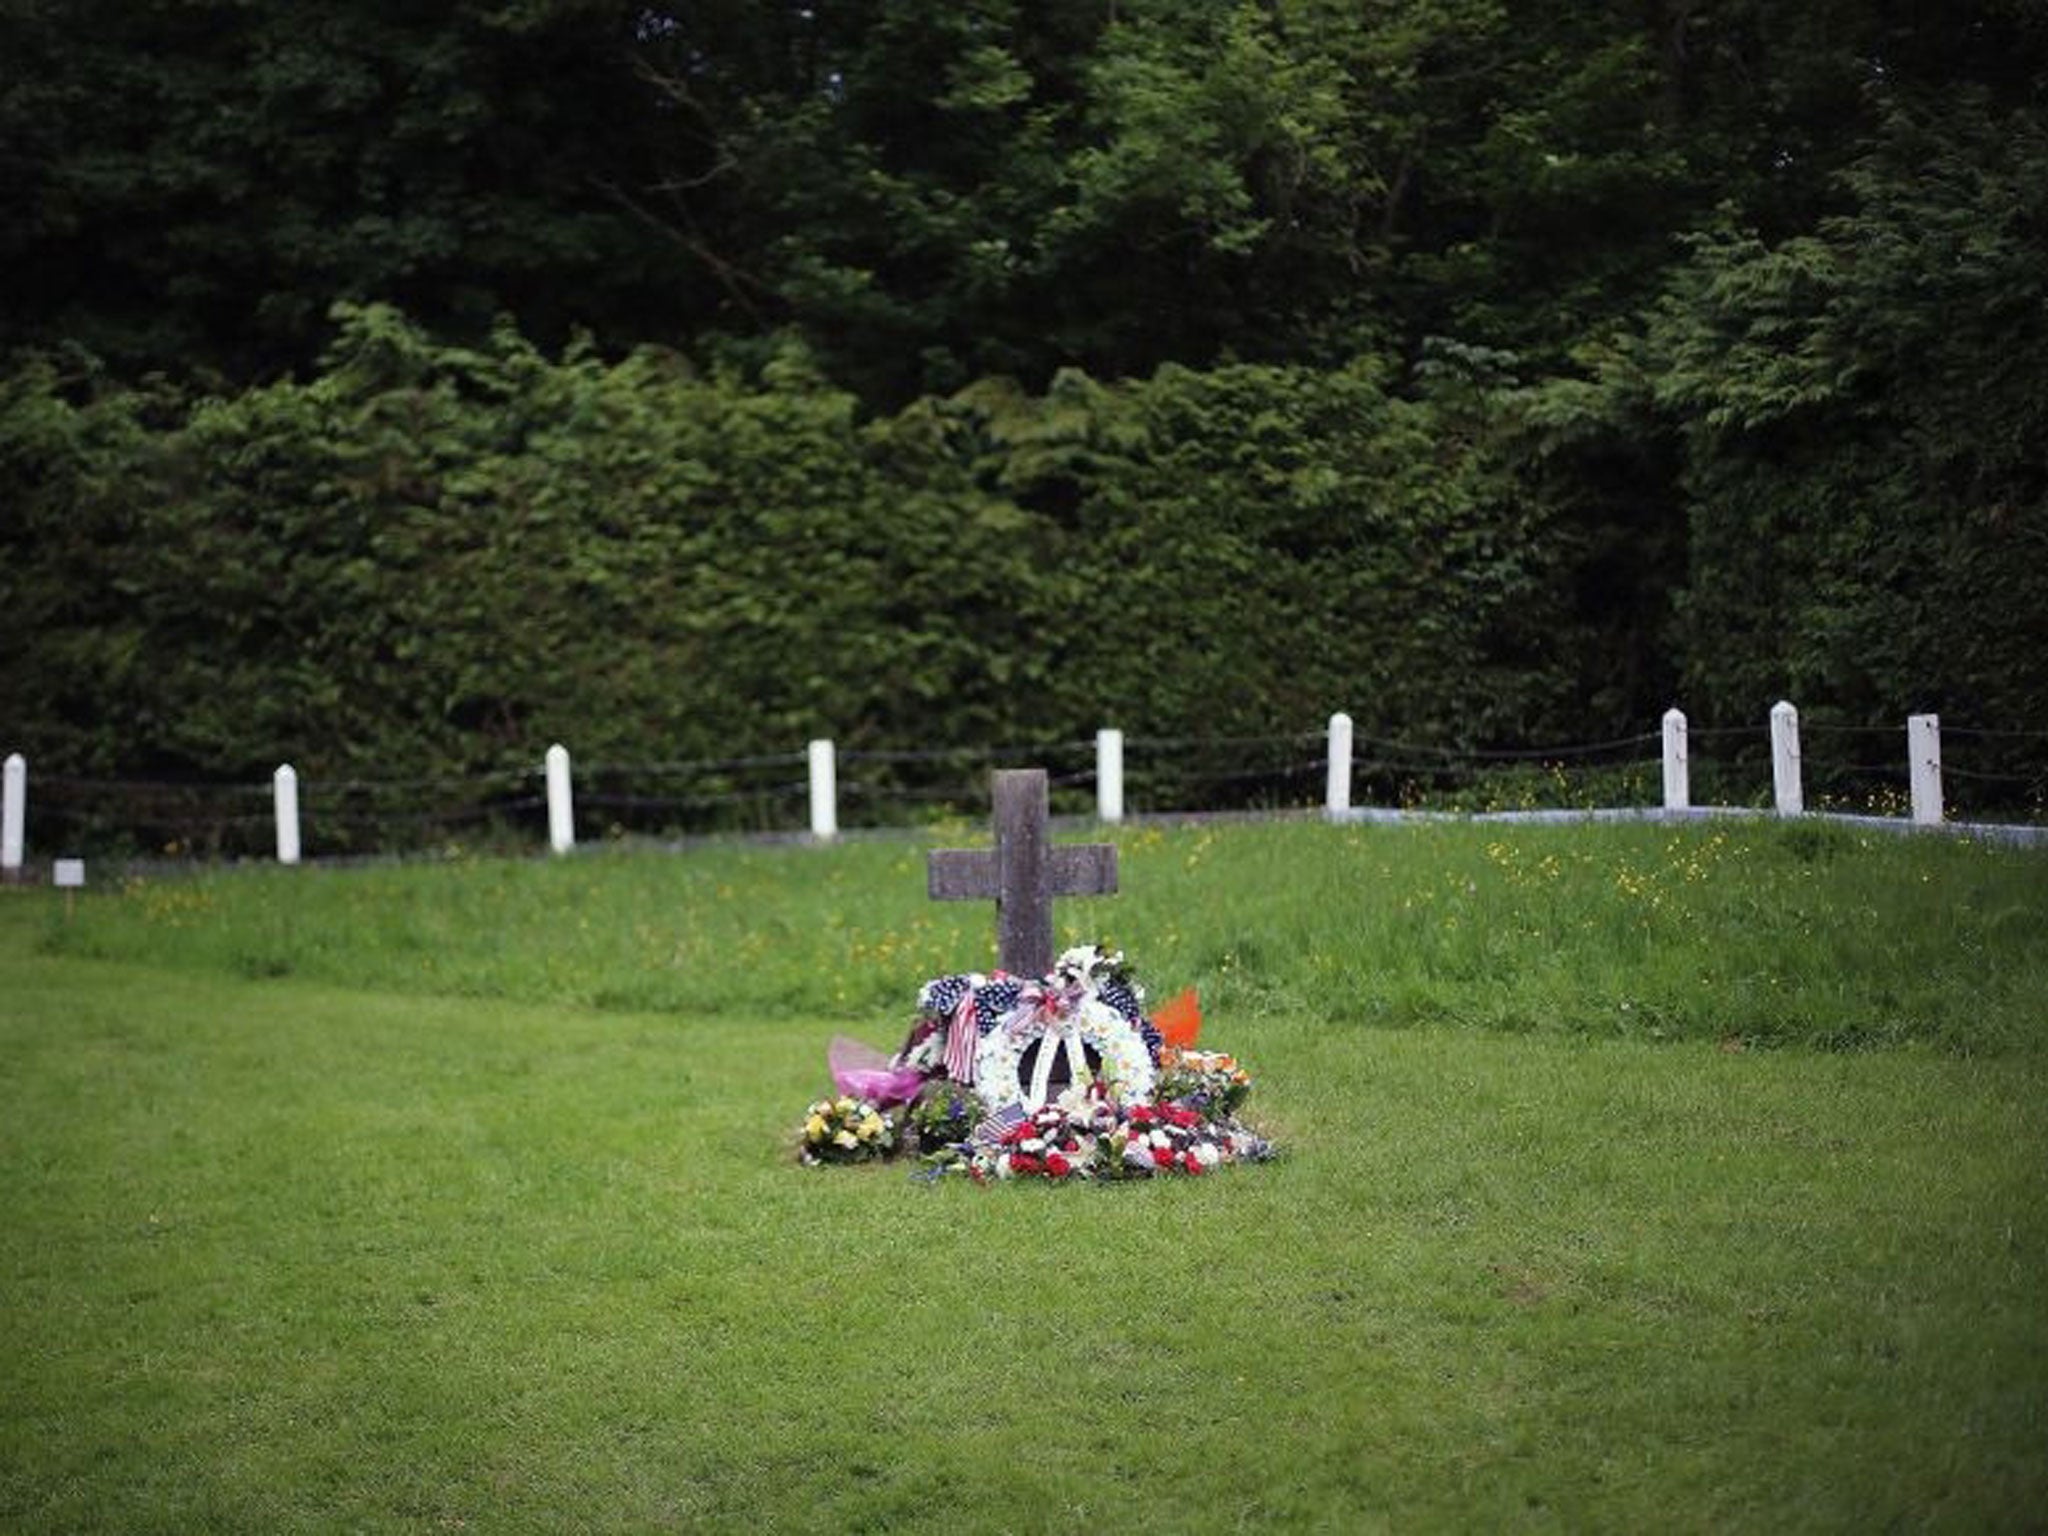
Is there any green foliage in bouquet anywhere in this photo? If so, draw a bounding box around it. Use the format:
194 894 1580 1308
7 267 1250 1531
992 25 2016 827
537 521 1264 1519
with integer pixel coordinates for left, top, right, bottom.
1154 1048 1253 1123
905 1083 985 1155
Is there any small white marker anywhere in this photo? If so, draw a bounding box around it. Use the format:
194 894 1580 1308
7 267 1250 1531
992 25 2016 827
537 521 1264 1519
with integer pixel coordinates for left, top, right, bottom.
54 857 84 919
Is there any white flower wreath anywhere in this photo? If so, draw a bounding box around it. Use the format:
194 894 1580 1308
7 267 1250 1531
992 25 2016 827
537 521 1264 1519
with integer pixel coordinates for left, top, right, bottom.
974 994 1156 1115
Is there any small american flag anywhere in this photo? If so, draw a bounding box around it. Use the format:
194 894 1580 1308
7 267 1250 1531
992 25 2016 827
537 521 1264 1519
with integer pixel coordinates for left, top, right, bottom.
971 1104 1025 1147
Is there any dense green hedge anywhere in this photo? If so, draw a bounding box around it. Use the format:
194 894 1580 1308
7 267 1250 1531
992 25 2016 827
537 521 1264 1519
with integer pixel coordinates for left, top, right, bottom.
0 308 1573 810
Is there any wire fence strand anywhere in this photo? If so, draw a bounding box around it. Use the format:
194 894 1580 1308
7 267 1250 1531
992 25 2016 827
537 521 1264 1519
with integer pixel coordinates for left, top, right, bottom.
8 717 2044 863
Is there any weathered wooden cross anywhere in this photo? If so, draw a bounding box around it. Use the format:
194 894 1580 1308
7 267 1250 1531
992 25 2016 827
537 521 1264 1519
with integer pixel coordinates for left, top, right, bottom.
927 769 1117 978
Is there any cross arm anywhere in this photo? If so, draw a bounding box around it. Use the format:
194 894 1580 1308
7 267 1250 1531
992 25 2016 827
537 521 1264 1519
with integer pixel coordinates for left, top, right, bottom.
925 844 1117 901
928 848 998 901
1048 843 1117 897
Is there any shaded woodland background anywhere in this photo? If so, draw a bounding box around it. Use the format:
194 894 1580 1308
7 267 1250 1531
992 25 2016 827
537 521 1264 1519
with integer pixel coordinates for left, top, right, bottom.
3 0 2043 816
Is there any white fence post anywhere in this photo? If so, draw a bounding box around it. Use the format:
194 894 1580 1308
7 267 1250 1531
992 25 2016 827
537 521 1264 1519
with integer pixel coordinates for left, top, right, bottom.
1096 728 1124 824
1661 708 1689 811
1909 713 1942 826
273 764 301 865
545 743 575 854
808 739 838 839
2 753 24 878
1326 712 1353 818
1771 700 1803 815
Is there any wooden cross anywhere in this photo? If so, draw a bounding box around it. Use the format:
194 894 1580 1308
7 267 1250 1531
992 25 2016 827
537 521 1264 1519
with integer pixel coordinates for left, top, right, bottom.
927 769 1117 979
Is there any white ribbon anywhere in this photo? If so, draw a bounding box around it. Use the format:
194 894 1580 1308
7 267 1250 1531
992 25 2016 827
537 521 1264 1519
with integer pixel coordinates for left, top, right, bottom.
998 991 1096 1109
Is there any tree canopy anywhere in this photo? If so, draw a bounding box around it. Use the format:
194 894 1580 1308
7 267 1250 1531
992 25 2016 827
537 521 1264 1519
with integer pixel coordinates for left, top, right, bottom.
13 0 2039 394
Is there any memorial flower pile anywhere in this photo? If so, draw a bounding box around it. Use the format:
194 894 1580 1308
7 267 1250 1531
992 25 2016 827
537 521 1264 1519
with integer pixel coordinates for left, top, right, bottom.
794 944 1276 1182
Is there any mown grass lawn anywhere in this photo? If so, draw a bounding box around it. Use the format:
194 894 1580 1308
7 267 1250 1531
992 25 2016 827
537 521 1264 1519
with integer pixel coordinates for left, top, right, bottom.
3 819 2045 1532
